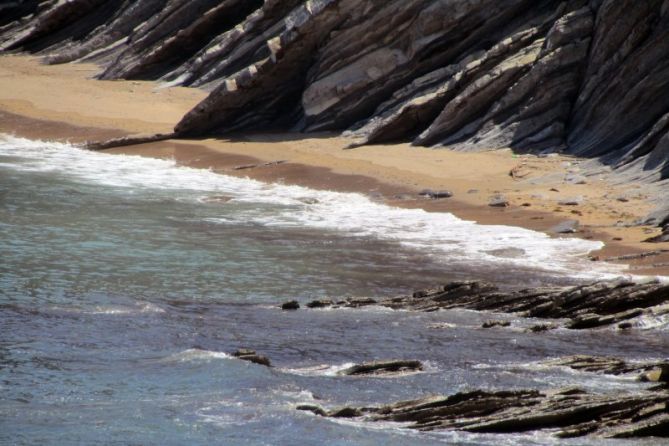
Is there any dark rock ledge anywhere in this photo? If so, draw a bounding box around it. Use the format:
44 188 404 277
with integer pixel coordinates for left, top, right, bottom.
298 355 669 439
299 387 669 438
545 355 669 383
231 348 271 367
338 360 423 376
301 279 669 329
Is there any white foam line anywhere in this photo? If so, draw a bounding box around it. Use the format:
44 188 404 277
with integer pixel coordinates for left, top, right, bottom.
162 348 232 363
2 134 661 281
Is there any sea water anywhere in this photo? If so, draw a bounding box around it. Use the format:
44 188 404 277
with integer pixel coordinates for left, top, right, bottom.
1 135 667 445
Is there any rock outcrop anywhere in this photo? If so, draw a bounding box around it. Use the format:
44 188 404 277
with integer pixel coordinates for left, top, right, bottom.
337 359 423 376
299 279 669 329
2 0 669 219
546 355 669 381
297 354 669 438
299 387 669 438
231 348 272 367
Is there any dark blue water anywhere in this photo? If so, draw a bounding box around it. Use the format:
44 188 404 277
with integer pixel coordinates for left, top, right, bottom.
1 136 667 445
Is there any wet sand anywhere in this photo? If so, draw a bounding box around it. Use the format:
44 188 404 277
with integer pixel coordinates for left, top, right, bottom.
1 54 668 276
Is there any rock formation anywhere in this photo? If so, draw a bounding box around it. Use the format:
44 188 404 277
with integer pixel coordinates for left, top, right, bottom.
2 0 668 219
297 355 669 439
299 279 669 329
299 386 669 438
337 359 423 376
231 348 272 367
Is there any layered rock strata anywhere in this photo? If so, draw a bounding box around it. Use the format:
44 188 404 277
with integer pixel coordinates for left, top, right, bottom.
299 386 669 438
297 355 669 439
2 0 668 218
302 279 669 329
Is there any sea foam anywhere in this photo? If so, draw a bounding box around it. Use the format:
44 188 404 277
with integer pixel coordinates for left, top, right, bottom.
0 134 638 280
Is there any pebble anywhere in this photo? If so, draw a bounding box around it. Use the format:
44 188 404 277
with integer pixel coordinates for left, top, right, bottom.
488 195 509 207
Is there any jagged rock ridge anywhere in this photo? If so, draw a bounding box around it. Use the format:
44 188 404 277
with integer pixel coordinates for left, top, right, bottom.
299 279 669 330
2 1 668 192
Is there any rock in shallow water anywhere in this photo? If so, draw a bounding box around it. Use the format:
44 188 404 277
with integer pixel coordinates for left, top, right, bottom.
296 279 669 330
281 300 300 310
337 359 423 376
232 348 271 367
299 385 669 438
481 320 511 328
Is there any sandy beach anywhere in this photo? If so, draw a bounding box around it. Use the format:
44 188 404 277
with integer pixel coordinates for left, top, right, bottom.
1 54 667 276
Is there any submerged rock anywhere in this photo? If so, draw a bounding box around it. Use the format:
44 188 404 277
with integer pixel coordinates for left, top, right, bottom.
481 320 511 328
527 323 557 333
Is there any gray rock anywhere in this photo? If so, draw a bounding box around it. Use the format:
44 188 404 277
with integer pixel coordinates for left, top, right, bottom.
551 220 580 234
488 195 509 207
558 196 584 206
643 225 669 243
564 173 588 184
419 189 453 199
338 359 423 376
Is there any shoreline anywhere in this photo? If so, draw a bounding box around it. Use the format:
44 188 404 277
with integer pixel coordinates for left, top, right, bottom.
2 55 668 277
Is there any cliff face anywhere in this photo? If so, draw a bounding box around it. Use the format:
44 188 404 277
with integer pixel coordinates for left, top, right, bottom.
2 1 668 196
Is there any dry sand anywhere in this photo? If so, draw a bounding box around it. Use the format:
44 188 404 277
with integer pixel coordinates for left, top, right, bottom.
1 54 668 276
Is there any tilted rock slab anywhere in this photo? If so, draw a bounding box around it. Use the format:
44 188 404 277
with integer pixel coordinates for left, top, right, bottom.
3 0 669 220
298 386 669 438
297 354 669 438
304 279 669 329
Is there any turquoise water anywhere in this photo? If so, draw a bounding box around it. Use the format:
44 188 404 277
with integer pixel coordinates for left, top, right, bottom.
1 135 667 445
